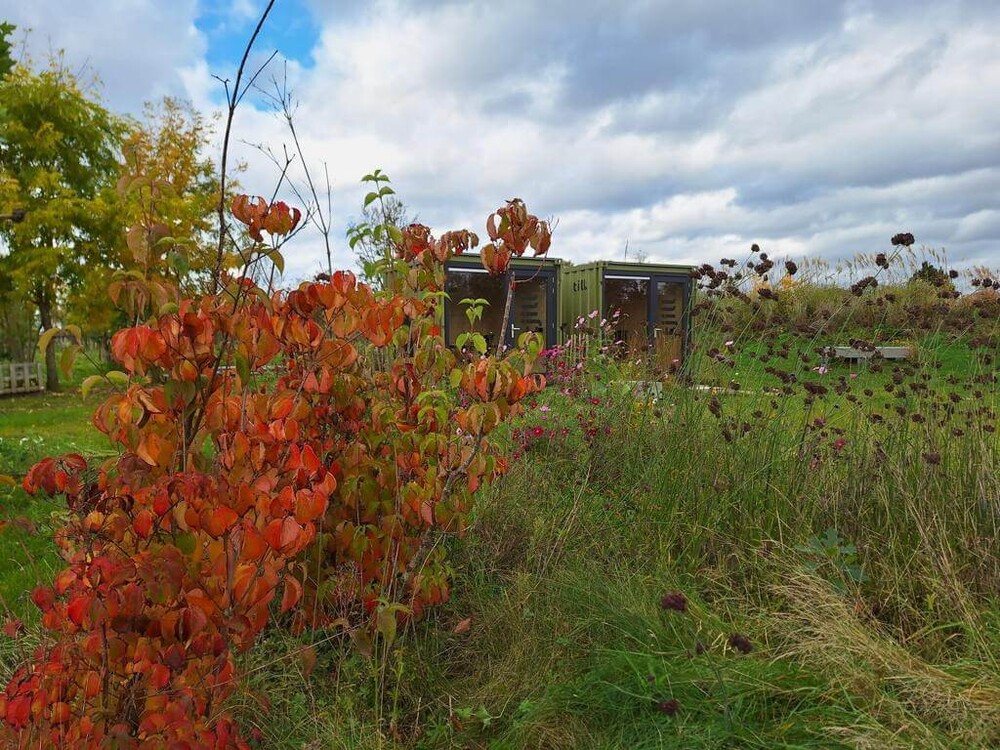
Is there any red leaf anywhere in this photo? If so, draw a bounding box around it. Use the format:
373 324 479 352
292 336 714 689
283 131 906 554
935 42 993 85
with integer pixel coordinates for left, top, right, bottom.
3 619 24 639
67 595 89 626
133 509 154 539
301 445 321 473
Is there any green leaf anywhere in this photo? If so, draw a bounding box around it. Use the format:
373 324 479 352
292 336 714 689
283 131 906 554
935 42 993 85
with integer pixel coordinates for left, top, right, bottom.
269 249 285 275
378 186 395 197
164 379 196 407
235 352 250 384
167 251 190 278
364 191 379 207
81 374 105 399
159 302 179 315
449 369 463 388
174 532 197 555
105 370 130 387
472 333 487 354
387 224 403 245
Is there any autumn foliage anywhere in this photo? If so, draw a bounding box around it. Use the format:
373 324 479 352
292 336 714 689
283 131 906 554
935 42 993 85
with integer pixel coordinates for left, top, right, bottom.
1 195 545 747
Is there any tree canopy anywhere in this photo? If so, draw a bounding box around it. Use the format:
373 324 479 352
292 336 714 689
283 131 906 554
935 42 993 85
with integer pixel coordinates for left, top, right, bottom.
0 56 126 387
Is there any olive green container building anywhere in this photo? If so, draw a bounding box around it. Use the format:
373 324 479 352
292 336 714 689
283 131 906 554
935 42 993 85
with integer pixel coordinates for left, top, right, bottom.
560 261 696 366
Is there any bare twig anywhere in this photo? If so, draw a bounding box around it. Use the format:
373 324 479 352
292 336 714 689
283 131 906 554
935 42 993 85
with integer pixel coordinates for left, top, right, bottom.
212 0 278 292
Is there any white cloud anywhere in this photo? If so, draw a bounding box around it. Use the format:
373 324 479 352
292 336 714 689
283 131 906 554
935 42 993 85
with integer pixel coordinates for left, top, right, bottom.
12 0 1000 278
6 0 205 111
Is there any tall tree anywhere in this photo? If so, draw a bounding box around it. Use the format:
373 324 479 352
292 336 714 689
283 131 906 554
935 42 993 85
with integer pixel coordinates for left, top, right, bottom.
0 56 125 389
67 97 225 338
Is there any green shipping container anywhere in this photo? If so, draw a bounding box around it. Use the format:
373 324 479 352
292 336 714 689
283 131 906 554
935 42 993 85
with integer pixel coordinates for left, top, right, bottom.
561 261 695 367
444 255 564 351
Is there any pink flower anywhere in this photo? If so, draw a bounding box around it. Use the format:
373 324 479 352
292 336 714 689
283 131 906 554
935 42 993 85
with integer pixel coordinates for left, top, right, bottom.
849 373 858 380
724 340 734 348
812 366 828 375
588 310 599 319
539 405 551 412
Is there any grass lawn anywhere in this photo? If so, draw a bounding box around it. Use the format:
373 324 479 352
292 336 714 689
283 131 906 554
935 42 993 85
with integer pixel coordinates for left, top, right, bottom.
0 370 113 622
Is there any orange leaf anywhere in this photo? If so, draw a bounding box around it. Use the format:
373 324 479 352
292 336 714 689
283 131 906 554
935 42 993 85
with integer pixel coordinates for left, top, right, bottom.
453 617 472 634
281 576 302 614
203 505 239 538
136 433 164 467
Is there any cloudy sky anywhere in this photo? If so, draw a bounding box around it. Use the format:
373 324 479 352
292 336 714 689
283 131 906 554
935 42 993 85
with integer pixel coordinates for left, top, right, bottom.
6 0 1000 279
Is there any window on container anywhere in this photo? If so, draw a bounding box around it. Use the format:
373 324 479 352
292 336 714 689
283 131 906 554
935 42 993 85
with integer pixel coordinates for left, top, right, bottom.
445 269 507 349
510 275 549 343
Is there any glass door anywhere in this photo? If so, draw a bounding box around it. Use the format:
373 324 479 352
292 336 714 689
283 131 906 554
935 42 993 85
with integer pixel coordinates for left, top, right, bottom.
509 273 551 348
604 275 650 356
651 277 686 370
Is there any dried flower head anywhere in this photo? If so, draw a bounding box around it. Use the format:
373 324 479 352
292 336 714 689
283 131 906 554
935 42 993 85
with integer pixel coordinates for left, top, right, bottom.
660 591 688 613
655 698 680 716
728 633 753 654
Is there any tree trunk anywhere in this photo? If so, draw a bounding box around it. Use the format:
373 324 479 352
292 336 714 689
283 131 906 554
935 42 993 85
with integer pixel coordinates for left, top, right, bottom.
38 296 59 391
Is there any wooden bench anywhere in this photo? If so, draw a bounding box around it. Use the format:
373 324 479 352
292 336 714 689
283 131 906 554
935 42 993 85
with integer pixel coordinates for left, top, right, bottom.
0 362 44 395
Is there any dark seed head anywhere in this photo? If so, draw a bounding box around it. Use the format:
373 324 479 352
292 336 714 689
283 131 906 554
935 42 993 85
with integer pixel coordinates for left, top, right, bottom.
655 698 680 716
660 591 688 613
728 633 753 654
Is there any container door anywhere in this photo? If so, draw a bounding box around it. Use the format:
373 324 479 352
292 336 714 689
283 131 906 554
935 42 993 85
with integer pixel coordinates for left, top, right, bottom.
604 275 650 355
651 277 687 370
508 270 555 349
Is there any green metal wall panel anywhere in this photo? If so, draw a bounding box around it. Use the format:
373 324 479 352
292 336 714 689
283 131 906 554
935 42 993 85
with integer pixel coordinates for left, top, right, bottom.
560 260 696 366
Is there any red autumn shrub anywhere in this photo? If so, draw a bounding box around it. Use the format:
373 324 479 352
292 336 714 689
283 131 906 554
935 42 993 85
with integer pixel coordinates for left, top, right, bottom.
1 195 545 747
